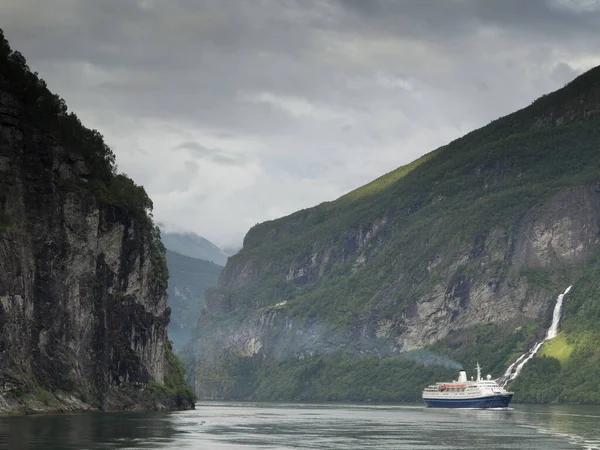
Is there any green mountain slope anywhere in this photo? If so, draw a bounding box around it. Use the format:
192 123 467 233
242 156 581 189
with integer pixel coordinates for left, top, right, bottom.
166 250 222 350
191 65 600 403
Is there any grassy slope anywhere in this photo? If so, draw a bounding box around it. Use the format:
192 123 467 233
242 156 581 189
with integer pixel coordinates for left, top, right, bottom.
197 67 600 402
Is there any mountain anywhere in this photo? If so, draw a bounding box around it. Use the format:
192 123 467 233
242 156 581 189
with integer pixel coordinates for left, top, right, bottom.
161 231 229 265
190 65 600 403
0 29 194 414
166 250 222 350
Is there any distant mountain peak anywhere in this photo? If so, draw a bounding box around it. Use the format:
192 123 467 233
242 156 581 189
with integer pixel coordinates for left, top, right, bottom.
160 230 229 266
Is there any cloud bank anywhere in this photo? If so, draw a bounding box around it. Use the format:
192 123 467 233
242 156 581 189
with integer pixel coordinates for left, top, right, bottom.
2 0 599 247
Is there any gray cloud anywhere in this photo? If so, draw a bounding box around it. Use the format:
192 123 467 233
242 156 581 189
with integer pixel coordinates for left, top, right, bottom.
1 0 599 247
176 142 244 166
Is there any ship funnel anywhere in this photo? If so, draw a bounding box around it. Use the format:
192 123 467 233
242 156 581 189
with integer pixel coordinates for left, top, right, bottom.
458 370 467 383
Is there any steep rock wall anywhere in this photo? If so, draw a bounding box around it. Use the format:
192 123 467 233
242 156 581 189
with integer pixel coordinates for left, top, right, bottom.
0 57 186 414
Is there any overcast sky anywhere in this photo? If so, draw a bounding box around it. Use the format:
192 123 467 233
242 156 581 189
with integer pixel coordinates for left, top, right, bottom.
2 0 600 249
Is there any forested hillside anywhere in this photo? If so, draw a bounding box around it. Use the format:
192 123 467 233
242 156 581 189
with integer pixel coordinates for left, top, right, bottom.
190 64 600 403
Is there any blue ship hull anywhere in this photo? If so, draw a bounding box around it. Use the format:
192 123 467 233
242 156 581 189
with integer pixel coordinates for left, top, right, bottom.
423 394 513 409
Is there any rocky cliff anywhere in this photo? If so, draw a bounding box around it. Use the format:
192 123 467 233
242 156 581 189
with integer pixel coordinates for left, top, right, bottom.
0 29 194 414
191 65 600 402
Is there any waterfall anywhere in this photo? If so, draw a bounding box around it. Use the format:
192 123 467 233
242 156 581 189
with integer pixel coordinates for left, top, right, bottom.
547 285 572 339
498 285 572 388
501 353 526 378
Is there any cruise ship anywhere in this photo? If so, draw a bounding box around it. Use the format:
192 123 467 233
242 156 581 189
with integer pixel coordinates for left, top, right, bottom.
422 363 513 408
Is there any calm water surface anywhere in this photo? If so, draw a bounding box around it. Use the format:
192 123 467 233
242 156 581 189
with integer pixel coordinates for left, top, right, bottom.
1 402 600 449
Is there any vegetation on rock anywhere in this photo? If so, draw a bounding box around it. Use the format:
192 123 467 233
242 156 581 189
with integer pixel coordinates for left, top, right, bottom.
508 260 600 404
148 342 196 408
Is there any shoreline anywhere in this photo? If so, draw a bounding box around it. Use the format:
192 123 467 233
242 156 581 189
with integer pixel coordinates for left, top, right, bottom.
0 387 195 416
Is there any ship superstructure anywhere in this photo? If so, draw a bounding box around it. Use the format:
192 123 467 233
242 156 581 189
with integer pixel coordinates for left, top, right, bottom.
422 363 513 408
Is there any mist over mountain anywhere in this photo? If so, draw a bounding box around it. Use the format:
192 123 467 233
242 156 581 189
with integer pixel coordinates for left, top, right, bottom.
161 231 229 266
221 246 242 257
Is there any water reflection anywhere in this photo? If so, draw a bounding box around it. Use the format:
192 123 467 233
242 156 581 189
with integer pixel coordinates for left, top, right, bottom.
1 411 180 450
0 403 599 449
518 404 600 449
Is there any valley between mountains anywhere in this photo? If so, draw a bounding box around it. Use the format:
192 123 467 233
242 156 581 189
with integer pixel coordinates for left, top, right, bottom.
3 25 600 415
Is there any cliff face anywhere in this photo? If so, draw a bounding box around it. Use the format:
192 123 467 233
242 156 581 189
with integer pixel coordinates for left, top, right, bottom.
191 66 600 402
0 30 192 414
195 186 598 356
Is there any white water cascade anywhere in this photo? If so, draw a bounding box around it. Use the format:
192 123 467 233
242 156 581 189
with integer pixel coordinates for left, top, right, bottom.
498 285 572 388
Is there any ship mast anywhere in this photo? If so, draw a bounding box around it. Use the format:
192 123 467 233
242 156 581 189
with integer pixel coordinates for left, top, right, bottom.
476 362 482 381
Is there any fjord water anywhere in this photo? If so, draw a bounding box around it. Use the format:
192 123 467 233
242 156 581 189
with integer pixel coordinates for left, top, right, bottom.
2 403 600 450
